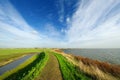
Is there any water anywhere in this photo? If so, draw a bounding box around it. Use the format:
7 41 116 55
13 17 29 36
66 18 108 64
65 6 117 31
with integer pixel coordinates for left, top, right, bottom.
0 55 32 75
63 49 120 65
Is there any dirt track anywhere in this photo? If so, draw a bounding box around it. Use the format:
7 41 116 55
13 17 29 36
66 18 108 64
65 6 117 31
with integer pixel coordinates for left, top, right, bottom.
36 53 63 80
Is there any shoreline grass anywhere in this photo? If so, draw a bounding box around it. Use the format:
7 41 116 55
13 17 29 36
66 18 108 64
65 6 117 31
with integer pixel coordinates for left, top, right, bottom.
53 49 120 80
54 52 92 80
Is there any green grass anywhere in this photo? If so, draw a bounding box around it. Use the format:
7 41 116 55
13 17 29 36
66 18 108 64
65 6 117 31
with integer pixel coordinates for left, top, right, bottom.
54 53 92 80
0 48 42 66
0 49 93 80
0 54 37 79
0 48 42 55
0 52 49 80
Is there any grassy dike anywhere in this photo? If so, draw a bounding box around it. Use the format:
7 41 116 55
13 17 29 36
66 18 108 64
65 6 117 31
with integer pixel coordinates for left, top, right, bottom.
0 52 49 80
53 52 92 80
53 49 120 80
35 51 63 80
0 49 96 80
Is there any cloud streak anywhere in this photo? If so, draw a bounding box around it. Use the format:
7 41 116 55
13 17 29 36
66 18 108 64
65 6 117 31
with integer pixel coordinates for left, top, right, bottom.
66 0 120 48
1 0 120 48
0 0 44 47
0 0 41 39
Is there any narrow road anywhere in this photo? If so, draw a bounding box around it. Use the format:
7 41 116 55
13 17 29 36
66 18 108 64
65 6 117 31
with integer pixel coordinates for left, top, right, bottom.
36 53 63 80
0 55 32 75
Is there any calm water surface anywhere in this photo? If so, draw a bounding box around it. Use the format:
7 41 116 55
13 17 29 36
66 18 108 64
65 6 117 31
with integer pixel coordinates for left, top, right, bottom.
63 49 120 65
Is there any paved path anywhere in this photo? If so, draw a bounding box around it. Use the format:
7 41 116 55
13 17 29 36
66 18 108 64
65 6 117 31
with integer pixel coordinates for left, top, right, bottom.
36 53 63 80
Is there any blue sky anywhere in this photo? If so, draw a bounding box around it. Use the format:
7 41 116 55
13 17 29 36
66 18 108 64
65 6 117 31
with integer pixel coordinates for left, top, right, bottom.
0 0 120 48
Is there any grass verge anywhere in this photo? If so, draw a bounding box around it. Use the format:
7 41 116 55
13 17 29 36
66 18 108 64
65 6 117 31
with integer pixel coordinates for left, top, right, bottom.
0 52 49 80
54 52 92 80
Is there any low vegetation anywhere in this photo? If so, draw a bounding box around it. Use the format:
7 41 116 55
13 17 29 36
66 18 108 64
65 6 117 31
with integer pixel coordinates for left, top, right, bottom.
74 55 120 80
74 56 120 77
53 49 120 80
54 52 92 80
0 52 49 80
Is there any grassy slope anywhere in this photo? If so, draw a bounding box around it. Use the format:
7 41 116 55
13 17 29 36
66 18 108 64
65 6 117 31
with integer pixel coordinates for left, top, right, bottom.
53 52 92 80
54 49 120 80
74 55 120 80
0 52 49 80
0 48 42 66
0 54 37 79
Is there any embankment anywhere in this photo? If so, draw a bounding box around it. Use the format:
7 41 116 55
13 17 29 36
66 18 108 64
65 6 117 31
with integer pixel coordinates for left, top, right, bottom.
54 49 120 80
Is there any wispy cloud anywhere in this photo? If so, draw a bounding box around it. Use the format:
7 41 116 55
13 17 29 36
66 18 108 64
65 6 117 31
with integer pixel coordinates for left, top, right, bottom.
66 0 120 48
44 23 61 37
0 0 43 47
0 0 65 48
1 0 120 48
56 0 65 22
0 0 41 39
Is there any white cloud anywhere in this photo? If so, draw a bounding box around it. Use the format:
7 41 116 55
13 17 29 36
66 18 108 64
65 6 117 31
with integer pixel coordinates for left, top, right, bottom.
1 0 120 48
0 0 44 48
66 0 120 48
0 0 41 39
44 24 61 37
66 17 70 23
0 0 65 48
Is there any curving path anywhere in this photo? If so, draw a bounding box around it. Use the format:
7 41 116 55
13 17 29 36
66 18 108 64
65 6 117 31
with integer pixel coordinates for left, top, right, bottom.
36 53 63 80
